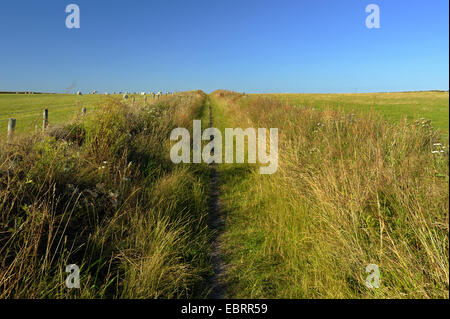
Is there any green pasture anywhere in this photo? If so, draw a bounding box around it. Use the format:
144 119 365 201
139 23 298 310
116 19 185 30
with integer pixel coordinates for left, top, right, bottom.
261 91 449 133
0 93 148 137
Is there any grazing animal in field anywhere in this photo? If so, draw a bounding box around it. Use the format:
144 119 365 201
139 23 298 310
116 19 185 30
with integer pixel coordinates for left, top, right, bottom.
77 91 82 96
123 94 129 99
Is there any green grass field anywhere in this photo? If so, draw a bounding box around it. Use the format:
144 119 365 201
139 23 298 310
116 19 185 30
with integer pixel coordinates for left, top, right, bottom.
0 94 105 136
261 91 449 134
0 90 448 298
2 91 447 138
2 0 448 302
0 94 151 137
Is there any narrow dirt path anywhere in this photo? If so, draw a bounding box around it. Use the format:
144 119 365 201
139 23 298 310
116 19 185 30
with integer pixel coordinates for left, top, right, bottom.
206 97 226 299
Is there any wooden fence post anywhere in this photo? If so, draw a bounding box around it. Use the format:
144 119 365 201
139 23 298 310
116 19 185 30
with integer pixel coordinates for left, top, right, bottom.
43 109 48 130
7 118 16 143
132 96 135 106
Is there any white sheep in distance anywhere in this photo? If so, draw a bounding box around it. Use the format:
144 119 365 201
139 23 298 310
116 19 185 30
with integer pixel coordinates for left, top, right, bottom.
77 91 82 96
123 94 129 99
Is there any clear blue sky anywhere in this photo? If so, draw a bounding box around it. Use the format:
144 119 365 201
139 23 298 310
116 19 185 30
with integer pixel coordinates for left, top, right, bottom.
0 0 448 93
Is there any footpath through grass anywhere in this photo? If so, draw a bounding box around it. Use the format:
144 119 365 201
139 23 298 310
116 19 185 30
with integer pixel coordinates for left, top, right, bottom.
211 91 449 298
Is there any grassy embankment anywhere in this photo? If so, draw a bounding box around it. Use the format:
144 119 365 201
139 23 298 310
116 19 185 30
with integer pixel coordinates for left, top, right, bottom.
0 91 213 298
210 91 449 298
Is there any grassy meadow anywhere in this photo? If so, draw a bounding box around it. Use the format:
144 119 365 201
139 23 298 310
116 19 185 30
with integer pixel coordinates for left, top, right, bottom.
0 89 448 298
210 91 449 298
0 94 153 137
262 91 449 134
0 91 213 298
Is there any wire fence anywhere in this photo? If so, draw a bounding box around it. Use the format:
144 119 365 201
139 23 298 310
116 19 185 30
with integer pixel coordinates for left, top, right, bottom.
0 94 113 140
1 93 175 141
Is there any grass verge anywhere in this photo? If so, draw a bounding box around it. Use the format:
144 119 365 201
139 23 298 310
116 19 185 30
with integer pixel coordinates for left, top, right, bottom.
0 91 213 298
212 91 449 299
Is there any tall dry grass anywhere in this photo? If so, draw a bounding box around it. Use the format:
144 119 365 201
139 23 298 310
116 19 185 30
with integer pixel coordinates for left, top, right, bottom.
212 91 449 298
0 91 212 298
